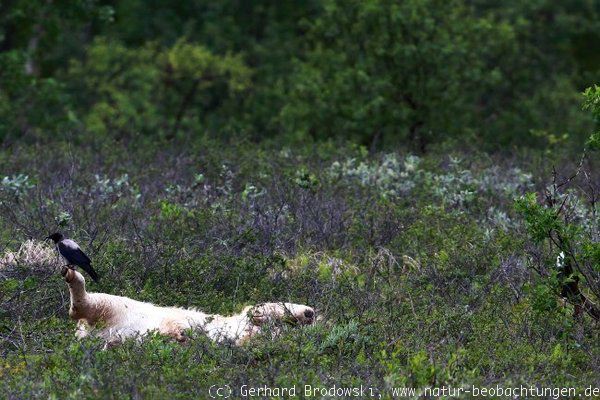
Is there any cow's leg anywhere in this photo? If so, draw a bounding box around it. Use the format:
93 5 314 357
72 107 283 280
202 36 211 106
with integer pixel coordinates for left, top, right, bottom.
250 302 315 326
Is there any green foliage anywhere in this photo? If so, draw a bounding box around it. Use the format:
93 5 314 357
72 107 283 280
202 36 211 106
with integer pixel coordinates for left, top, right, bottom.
294 168 320 190
583 85 600 150
0 51 73 140
515 190 597 293
515 193 562 243
515 150 598 321
0 174 34 198
65 38 250 138
280 0 509 147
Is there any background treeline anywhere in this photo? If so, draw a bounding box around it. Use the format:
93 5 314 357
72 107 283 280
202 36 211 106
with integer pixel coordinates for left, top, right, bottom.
1 0 599 150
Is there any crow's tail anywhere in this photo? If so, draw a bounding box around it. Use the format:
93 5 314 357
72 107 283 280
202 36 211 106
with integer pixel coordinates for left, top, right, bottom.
80 263 100 282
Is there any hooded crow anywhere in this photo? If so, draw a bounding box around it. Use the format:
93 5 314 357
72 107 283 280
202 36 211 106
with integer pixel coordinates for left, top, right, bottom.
46 232 99 282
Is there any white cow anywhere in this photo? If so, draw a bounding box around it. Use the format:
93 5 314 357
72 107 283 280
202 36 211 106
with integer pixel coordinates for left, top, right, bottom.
62 267 315 347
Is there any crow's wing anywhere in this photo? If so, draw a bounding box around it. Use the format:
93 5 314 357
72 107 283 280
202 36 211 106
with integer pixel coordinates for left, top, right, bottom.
58 239 91 265
58 239 99 282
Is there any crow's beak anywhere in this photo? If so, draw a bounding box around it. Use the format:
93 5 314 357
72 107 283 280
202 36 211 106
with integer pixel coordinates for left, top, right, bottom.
44 236 51 241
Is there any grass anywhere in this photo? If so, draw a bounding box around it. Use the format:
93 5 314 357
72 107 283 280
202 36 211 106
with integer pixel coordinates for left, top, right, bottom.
0 138 598 398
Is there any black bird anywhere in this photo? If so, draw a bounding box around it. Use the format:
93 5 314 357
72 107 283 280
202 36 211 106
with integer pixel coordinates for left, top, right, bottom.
46 232 100 282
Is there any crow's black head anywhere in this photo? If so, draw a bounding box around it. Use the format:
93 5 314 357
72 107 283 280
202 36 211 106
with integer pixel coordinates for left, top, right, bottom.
46 232 64 243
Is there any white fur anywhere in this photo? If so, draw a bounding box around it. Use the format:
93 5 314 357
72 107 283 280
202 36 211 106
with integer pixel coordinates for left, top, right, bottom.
63 268 315 347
